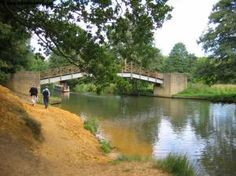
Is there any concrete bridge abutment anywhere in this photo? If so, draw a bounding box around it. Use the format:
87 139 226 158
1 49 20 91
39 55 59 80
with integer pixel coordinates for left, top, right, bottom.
6 71 40 95
153 73 187 97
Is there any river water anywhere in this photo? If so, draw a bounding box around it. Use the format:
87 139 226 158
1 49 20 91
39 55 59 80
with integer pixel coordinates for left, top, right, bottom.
57 92 236 176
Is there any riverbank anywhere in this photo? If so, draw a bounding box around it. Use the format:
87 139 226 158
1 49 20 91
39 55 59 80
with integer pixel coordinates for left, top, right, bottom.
0 85 169 176
175 84 236 103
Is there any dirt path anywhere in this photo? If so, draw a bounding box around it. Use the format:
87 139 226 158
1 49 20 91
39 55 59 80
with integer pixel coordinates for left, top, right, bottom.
0 85 168 176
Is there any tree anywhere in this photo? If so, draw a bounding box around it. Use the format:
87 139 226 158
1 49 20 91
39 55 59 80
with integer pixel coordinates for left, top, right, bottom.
107 4 171 68
49 53 70 68
163 43 196 75
199 0 236 83
0 21 31 83
26 52 49 71
0 0 172 85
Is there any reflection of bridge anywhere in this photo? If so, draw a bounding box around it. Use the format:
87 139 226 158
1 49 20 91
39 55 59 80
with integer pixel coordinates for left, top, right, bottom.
7 63 187 97
40 63 164 85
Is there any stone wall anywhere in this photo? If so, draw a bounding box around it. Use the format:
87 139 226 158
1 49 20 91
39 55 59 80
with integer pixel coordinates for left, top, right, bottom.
154 73 187 97
6 71 40 95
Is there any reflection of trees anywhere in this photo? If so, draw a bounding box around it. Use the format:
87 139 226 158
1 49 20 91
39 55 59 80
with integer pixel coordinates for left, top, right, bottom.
190 102 211 138
201 129 236 175
201 104 236 176
161 98 195 133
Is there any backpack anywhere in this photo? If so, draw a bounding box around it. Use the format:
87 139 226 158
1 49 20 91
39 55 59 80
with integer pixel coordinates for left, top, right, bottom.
43 89 49 97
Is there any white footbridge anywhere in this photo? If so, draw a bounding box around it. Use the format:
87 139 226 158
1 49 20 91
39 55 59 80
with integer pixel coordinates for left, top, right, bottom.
40 63 164 85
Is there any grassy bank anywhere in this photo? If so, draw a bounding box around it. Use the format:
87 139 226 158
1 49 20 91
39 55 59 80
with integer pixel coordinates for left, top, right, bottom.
175 84 236 103
84 118 113 154
154 154 196 176
113 154 196 176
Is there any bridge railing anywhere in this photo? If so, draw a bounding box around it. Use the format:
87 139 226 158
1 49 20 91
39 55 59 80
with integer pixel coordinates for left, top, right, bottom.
41 65 81 79
41 63 163 80
122 62 163 80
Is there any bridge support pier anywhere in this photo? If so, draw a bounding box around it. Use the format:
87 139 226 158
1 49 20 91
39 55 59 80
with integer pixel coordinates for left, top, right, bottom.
6 71 40 95
153 73 187 97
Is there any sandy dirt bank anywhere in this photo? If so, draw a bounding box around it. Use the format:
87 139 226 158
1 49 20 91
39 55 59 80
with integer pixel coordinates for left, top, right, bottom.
0 85 168 176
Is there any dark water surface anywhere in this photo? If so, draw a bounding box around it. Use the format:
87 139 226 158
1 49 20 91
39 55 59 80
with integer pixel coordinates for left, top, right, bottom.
58 92 236 176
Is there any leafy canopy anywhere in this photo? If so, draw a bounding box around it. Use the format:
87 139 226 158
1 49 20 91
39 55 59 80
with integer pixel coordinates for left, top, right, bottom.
0 0 172 84
199 0 236 83
163 43 196 75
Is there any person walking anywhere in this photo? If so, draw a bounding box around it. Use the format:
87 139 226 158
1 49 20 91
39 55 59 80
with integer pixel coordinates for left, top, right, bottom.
42 86 50 109
29 85 38 106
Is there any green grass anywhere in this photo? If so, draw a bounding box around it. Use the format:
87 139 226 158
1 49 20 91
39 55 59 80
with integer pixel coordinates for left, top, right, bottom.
112 154 196 175
176 84 236 103
100 139 112 154
154 154 195 176
84 119 113 154
84 118 98 135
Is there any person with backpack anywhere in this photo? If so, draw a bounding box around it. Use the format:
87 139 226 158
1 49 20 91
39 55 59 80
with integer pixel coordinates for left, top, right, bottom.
29 85 38 106
42 86 50 109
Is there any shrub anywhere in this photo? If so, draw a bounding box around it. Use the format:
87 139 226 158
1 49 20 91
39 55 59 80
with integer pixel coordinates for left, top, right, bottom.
100 139 112 154
154 154 195 176
84 118 98 135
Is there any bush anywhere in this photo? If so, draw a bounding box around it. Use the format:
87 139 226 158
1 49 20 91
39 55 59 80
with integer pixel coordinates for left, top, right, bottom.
74 83 97 93
154 154 195 176
100 139 112 154
84 118 98 135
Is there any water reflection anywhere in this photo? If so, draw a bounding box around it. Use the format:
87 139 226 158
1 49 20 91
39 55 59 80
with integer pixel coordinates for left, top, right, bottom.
59 93 236 176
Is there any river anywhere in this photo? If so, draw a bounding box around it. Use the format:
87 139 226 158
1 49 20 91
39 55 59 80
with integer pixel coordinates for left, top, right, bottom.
57 92 236 176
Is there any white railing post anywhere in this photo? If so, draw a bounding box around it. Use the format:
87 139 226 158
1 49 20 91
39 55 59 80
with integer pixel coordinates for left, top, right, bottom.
131 61 133 79
125 59 127 72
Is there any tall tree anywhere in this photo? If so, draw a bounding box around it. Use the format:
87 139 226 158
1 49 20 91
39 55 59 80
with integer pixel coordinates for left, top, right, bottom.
107 2 171 68
199 0 236 83
163 43 196 74
0 21 31 83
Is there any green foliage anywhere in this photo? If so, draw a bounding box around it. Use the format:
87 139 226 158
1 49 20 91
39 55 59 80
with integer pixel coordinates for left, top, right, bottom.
154 154 195 176
100 139 112 154
199 0 236 83
107 13 168 69
48 52 70 68
26 53 49 71
74 83 97 93
200 0 236 60
113 78 132 95
0 21 31 83
176 84 236 103
84 118 98 135
0 0 172 86
163 43 197 77
178 84 236 96
102 83 117 94
192 57 217 85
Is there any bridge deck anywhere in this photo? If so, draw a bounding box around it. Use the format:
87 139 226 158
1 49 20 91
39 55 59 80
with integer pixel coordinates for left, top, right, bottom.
40 64 164 85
